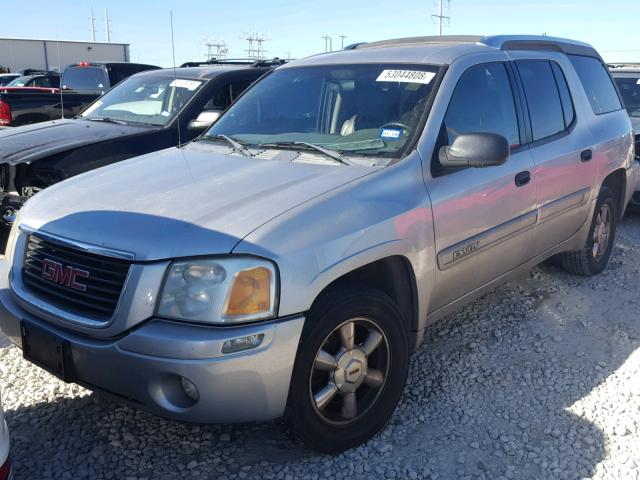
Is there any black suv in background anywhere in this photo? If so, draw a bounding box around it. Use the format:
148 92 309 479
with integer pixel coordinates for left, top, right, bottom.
0 59 284 246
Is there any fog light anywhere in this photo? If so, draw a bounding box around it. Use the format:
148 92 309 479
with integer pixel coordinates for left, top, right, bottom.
180 376 199 402
222 333 265 354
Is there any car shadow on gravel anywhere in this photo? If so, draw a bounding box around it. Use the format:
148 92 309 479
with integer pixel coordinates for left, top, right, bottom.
3 216 640 479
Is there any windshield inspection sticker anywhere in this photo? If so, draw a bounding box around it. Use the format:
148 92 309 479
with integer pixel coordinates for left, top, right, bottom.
169 79 202 91
380 128 403 140
376 70 436 84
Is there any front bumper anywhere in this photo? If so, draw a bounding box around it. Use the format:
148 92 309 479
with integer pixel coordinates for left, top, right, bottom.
0 259 304 423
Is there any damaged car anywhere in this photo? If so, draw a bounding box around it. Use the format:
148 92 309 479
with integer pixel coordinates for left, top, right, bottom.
0 59 282 248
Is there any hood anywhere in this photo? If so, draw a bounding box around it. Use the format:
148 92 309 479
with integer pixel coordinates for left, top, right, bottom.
20 142 379 261
0 119 152 165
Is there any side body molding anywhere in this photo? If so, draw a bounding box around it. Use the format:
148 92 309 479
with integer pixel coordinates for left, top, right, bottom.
538 188 591 223
437 210 538 270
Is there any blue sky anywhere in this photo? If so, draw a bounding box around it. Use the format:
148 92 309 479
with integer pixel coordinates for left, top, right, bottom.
1 0 639 67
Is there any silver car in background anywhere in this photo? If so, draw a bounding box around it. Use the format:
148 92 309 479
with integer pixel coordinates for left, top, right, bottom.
0 35 637 452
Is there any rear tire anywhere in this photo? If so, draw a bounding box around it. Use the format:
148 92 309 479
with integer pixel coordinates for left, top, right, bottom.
284 286 409 453
559 186 617 276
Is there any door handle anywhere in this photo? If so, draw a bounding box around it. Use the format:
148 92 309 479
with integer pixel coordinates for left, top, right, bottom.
580 149 593 162
515 171 531 187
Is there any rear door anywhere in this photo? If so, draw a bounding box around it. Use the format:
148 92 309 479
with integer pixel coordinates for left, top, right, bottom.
426 60 537 311
510 54 598 254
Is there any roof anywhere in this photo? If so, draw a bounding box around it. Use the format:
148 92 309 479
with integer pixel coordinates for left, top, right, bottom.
287 35 600 68
135 64 273 80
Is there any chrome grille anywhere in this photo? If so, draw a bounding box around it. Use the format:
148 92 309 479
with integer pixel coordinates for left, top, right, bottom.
22 234 131 319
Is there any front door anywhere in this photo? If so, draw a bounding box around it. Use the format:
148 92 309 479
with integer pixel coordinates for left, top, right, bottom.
427 61 537 312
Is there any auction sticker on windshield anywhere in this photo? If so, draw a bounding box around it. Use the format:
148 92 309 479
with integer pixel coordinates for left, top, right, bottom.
376 70 436 84
170 79 202 91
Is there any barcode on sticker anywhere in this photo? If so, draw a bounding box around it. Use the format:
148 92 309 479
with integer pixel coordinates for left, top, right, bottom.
376 70 435 85
170 79 202 90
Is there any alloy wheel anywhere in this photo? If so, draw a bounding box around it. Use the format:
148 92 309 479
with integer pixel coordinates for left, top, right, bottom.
592 203 612 262
309 317 390 425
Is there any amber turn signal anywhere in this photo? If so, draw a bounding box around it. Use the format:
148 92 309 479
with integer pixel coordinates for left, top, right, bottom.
224 267 272 317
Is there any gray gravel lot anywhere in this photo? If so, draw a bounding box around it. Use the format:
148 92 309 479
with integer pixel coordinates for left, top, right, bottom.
1 212 640 480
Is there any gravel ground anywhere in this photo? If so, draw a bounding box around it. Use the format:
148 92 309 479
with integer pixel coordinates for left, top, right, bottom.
1 211 640 480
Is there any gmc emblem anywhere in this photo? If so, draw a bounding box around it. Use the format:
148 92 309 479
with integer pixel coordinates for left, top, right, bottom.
41 259 89 292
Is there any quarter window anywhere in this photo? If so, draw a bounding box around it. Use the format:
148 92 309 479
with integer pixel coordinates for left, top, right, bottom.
517 60 565 141
550 62 575 128
442 63 520 148
569 55 622 114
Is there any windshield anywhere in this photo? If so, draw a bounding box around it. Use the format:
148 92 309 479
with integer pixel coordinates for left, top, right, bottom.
614 76 640 117
207 64 439 158
62 66 109 92
6 76 30 87
80 75 204 126
0 76 18 86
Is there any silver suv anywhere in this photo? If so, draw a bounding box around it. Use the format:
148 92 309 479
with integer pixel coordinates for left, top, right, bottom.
0 35 638 452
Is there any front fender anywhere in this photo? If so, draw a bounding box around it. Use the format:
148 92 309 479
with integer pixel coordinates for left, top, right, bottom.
233 154 436 327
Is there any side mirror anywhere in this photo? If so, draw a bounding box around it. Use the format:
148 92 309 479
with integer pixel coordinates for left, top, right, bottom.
438 132 510 168
187 110 222 131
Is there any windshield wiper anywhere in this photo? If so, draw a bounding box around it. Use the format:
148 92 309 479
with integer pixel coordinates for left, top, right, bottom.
202 134 252 157
259 141 351 165
84 117 129 126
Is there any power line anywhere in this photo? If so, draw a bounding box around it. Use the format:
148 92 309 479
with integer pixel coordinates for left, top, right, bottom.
431 0 450 36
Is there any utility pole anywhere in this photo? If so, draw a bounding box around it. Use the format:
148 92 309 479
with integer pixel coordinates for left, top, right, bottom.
89 8 96 42
431 0 450 36
321 35 333 52
104 8 111 42
204 38 228 60
339 35 347 49
243 32 268 60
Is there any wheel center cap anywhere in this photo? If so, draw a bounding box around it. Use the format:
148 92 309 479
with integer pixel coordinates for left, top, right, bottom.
333 349 368 393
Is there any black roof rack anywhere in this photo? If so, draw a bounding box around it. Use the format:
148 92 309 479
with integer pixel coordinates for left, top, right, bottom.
180 58 287 68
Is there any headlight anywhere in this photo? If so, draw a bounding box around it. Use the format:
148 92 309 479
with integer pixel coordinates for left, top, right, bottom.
157 256 278 324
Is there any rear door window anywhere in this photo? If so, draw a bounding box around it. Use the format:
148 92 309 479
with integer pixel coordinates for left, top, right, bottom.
569 55 622 114
516 60 566 141
443 62 520 148
62 66 109 92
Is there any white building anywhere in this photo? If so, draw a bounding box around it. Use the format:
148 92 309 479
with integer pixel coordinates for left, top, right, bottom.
0 37 130 73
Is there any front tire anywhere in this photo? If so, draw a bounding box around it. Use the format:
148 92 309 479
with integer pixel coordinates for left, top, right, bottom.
559 186 617 276
284 286 409 453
